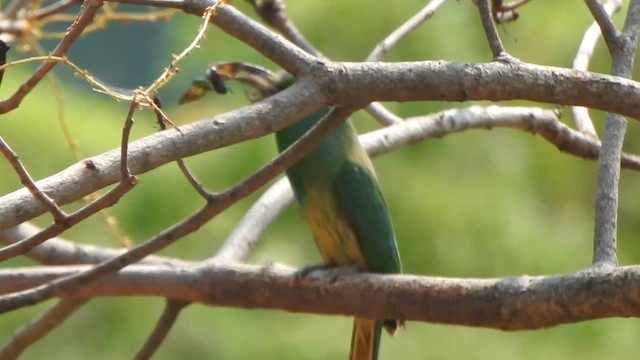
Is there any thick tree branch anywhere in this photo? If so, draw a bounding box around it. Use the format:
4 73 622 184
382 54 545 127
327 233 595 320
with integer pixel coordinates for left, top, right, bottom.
0 79 323 230
1 263 640 331
2 61 640 231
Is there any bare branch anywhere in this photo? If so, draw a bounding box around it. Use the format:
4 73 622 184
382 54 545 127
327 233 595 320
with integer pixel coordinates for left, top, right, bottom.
0 177 136 261
2 263 640 331
366 0 450 62
133 299 190 360
183 0 316 74
211 177 293 262
0 79 323 230
476 0 511 60
4 60 640 231
0 0 105 114
572 0 622 137
0 136 67 223
361 106 640 168
30 0 82 21
592 0 640 267
245 0 319 56
585 0 621 53
364 103 403 126
0 223 192 266
364 0 450 125
154 98 214 199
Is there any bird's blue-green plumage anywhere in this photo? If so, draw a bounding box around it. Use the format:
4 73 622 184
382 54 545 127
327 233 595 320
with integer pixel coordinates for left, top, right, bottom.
184 64 401 358
274 76 401 360
275 109 401 274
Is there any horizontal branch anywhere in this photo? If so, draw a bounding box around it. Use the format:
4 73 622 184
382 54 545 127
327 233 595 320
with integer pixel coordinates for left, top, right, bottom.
1 262 639 330
332 61 640 119
3 59 640 230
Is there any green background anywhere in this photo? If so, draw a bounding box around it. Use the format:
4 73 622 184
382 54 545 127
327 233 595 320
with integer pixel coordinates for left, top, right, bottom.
1 0 640 359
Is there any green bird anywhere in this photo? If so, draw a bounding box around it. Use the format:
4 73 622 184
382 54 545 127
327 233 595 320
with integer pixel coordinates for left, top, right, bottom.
180 63 403 360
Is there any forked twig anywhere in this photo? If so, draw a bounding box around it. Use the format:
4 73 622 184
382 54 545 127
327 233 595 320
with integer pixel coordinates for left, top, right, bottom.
133 299 190 360
0 0 105 114
0 137 67 224
0 107 348 313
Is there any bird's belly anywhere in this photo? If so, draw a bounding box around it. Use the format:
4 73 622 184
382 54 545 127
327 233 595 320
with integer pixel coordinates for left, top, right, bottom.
300 190 366 267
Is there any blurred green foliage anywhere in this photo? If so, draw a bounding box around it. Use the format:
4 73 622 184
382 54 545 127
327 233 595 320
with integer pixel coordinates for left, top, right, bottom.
1 0 639 359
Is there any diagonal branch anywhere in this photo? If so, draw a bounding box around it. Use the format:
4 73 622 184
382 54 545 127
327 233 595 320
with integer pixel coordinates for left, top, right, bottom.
584 0 622 53
476 0 511 60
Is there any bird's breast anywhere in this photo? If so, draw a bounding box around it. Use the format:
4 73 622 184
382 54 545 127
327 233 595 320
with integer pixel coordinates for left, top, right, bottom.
300 187 366 267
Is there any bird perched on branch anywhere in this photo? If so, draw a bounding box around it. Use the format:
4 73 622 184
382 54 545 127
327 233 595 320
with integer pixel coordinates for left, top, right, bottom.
180 63 403 360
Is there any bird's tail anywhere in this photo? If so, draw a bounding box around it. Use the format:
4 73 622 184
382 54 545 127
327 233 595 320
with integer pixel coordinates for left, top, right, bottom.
349 318 382 360
350 317 403 360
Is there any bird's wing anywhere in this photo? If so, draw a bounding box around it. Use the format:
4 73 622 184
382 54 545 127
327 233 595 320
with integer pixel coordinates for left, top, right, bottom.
333 161 401 274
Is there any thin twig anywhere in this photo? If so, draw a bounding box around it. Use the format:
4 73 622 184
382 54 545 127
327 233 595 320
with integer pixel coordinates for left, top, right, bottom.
584 0 622 53
0 0 105 114
110 0 317 74
211 177 293 262
0 91 139 262
3 0 31 19
0 179 136 261
30 0 82 20
364 0 450 125
572 0 622 138
364 103 403 126
133 299 190 360
0 136 68 224
154 97 212 204
134 95 209 358
0 298 89 359
477 0 511 60
120 99 138 178
144 4 218 95
245 0 319 56
366 0 450 62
